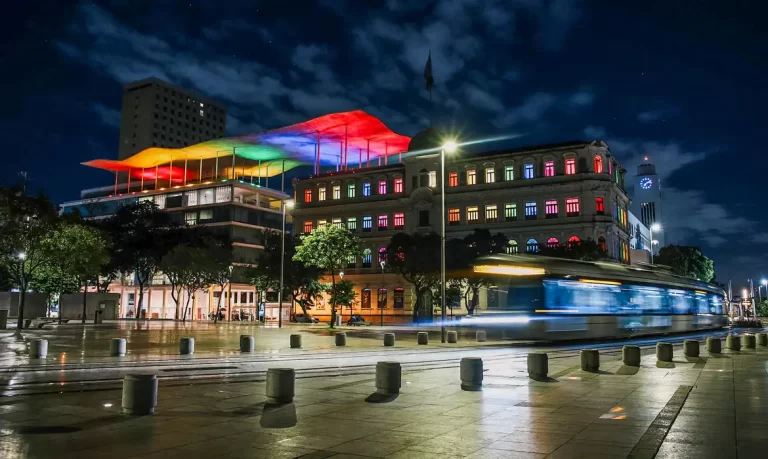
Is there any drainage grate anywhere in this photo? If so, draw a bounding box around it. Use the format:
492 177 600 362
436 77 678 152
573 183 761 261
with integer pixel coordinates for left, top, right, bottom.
161 366 238 372
19 426 82 435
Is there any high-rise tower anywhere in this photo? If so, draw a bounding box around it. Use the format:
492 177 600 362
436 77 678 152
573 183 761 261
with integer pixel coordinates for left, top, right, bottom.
630 157 664 251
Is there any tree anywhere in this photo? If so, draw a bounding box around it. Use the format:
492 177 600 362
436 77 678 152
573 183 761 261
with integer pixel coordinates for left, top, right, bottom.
447 230 508 316
655 245 715 282
294 224 362 328
756 299 768 318
326 279 357 318
387 232 441 321
537 238 608 261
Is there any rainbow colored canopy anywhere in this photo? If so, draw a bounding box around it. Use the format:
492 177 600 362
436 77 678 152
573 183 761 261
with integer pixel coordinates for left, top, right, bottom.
83 110 411 179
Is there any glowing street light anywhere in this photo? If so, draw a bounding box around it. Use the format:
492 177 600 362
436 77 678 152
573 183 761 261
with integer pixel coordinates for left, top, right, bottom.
17 252 26 260
440 140 458 343
649 223 662 265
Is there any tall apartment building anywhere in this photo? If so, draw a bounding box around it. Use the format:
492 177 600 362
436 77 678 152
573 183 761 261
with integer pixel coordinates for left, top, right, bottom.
118 77 227 159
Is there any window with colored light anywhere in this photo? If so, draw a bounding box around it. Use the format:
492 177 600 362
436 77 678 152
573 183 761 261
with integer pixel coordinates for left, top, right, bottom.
378 180 387 194
566 197 580 216
378 247 387 263
394 177 403 193
545 199 558 218
347 183 356 198
318 186 326 201
332 218 343 229
598 236 606 251
448 172 459 187
594 155 603 173
428 171 437 187
547 237 559 249
332 185 341 200
467 169 477 185
485 167 495 183
595 197 605 215
565 158 576 175
526 238 539 253
362 216 372 232
525 201 537 220
485 205 498 223
544 161 555 177
524 163 534 179
304 189 312 203
303 221 313 233
505 203 517 221
448 208 460 225
568 236 581 248
378 215 388 230
318 219 327 227
362 182 371 196
394 212 405 230
504 165 514 181
467 206 479 223
506 240 519 254
362 251 372 267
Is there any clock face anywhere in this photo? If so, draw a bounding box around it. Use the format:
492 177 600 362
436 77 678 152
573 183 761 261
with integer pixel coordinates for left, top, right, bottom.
640 177 653 190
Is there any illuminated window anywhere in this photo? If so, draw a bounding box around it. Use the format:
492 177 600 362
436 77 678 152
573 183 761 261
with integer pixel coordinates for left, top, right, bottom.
318 186 326 201
304 189 312 203
185 212 197 225
332 218 343 229
544 161 555 177
485 167 495 183
394 177 403 193
504 203 517 221
303 221 313 233
594 155 603 173
378 215 388 231
332 185 341 200
467 169 477 185
485 205 498 223
568 236 580 248
378 180 387 194
362 216 372 232
565 158 576 175
547 237 559 249
504 165 514 181
199 209 213 222
347 183 356 198
448 208 460 225
608 160 613 175
428 171 437 187
545 199 558 218
361 289 371 308
506 240 519 254
318 219 327 227
598 236 606 251
595 197 605 215
467 206 479 223
566 197 580 216
393 212 405 230
378 247 387 263
524 163 534 179
377 288 387 308
525 202 537 220
362 182 371 196
362 250 372 267
448 172 459 187
526 238 539 253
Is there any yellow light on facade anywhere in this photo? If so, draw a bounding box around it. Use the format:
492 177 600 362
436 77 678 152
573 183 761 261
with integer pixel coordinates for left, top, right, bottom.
473 265 545 276
579 279 622 286
695 290 707 295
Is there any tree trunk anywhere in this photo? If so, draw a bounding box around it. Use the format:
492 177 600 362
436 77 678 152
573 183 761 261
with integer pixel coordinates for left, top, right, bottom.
136 281 145 320
182 291 193 323
81 279 88 324
329 270 336 329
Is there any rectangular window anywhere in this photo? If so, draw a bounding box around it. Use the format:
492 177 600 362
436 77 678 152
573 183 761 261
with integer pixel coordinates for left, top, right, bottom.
199 209 213 222
545 199 558 218
332 218 343 229
204 188 219 205
184 190 198 207
184 212 197 225
467 169 477 185
504 203 517 221
596 197 605 215
347 217 357 231
467 206 479 223
565 158 576 175
154 194 166 209
524 163 534 179
318 219 327 227
318 187 326 201
419 210 429 227
485 204 498 223
544 161 555 177
303 189 312 203
394 288 404 308
347 183 356 198
378 180 387 194
377 288 388 308
332 185 341 200
428 171 437 187
361 289 371 309
448 172 459 187
362 216 372 232
448 208 460 225
362 182 371 196
394 212 405 230
566 198 580 216
525 202 537 220
303 221 313 233
485 167 495 183
378 215 388 231
504 165 514 181
394 177 403 193
362 252 372 268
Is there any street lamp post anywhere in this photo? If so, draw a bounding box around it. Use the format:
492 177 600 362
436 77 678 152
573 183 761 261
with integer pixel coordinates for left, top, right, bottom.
440 140 457 343
227 265 233 322
278 200 294 328
649 223 661 264
379 260 386 327
761 279 767 302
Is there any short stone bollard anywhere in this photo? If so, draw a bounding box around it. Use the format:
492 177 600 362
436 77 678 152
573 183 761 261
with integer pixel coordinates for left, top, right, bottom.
266 368 295 404
290 334 302 349
30 339 48 359
726 335 741 351
122 374 158 415
757 333 768 347
580 349 600 372
179 337 195 355
240 335 255 352
622 345 641 366
476 330 487 342
375 361 401 395
447 331 458 343
383 333 396 347
335 333 347 347
744 334 756 349
683 340 700 358
110 338 127 357
706 337 721 353
417 331 429 345
656 342 673 362
527 352 548 379
460 357 483 391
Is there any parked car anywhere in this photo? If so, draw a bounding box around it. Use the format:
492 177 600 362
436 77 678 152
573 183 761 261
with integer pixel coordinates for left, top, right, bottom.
291 313 319 324
346 314 372 326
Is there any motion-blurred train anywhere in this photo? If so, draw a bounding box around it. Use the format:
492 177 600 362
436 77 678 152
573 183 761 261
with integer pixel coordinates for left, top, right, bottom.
464 254 727 339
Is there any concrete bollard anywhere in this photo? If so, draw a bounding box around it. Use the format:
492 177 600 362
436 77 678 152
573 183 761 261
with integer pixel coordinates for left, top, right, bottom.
266 368 295 404
476 330 487 342
335 333 347 347
580 349 600 372
744 334 756 349
447 331 458 343
383 333 395 347
726 335 741 351
622 345 641 366
706 337 721 353
122 374 158 415
29 339 48 359
527 352 548 379
375 361 401 395
417 332 429 345
460 357 483 391
179 337 195 355
110 338 127 357
757 333 767 347
290 334 302 349
683 340 700 358
656 342 673 362
240 335 255 352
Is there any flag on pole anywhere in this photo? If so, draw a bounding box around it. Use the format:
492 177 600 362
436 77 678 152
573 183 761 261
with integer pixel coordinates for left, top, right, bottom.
424 51 434 92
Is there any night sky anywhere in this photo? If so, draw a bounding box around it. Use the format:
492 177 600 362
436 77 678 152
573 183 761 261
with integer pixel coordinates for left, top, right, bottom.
2 0 766 287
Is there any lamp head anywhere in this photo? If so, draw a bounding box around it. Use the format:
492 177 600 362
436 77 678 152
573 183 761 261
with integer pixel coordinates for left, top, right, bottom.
442 140 458 154
17 252 26 260
650 223 661 232
285 200 294 209
762 279 767 286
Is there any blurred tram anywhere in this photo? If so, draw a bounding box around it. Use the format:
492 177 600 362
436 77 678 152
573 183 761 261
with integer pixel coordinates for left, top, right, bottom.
466 254 727 340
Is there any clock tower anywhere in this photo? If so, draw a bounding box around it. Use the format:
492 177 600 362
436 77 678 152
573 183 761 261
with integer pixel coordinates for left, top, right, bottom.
630 157 665 251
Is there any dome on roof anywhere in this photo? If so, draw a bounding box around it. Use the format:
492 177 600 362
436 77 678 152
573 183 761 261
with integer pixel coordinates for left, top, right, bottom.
407 128 444 153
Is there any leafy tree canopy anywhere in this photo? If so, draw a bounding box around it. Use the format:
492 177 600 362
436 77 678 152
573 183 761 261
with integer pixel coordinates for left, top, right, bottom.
655 245 715 282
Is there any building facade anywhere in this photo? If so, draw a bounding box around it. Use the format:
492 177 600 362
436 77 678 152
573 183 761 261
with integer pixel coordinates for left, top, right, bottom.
118 77 227 159
630 158 665 250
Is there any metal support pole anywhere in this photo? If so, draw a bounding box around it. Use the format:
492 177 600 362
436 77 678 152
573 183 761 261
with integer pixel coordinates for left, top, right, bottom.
266 164 269 189
127 169 131 193
281 159 286 193
344 125 348 171
367 140 371 168
257 160 261 186
339 142 343 172
141 168 145 191
316 132 321 175
169 156 173 186
154 165 158 190
231 151 236 180
650 227 654 265
278 202 287 328
440 147 446 343
215 151 219 180
114 171 118 195
184 155 188 185
227 266 233 322
199 158 203 183
380 262 385 327
358 148 362 169
385 142 389 166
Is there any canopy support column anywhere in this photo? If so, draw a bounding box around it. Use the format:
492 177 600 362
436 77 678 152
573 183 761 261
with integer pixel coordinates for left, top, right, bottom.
366 140 370 168
141 168 145 191
281 159 286 193
155 165 159 190
266 164 270 189
127 169 131 193
114 171 118 195
183 155 188 185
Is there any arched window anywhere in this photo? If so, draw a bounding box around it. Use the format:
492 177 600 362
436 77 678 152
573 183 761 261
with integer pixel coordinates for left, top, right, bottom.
526 238 539 253
568 236 580 248
378 247 388 264
598 236 606 251
506 240 519 254
546 237 559 249
594 155 603 173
